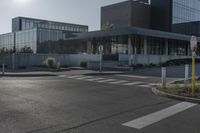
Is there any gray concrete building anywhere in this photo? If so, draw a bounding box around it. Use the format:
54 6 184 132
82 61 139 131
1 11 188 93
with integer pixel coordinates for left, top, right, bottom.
101 0 151 29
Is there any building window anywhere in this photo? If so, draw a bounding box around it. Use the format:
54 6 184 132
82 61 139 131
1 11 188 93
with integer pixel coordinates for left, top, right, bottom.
173 0 200 24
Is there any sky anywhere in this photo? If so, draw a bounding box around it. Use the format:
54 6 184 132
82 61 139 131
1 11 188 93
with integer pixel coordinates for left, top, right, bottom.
0 0 125 34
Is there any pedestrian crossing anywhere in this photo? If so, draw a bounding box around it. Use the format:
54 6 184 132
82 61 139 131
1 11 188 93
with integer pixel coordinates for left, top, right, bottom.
59 75 155 88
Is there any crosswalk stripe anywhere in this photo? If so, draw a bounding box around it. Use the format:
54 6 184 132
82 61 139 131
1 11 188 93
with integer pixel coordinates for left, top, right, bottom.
84 78 105 81
66 75 153 87
123 82 145 86
68 75 84 78
122 102 197 129
76 76 93 80
117 75 148 79
58 75 66 78
109 80 129 84
97 79 117 83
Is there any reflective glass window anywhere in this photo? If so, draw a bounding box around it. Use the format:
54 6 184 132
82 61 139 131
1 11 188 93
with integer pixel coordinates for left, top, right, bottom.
173 0 200 24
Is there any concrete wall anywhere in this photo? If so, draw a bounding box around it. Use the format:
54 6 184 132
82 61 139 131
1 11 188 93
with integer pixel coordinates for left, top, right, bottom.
101 0 151 29
0 54 100 68
119 54 200 65
101 1 132 28
1 53 198 69
151 0 172 31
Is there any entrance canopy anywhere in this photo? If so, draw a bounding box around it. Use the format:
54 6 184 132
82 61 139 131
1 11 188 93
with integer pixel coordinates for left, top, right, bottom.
67 26 200 42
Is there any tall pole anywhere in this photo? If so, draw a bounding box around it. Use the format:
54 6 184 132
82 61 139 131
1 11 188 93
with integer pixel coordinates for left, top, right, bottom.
190 35 197 97
192 56 196 97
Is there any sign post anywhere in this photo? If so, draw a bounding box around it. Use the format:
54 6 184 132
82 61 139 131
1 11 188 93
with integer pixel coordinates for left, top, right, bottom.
190 36 197 97
99 45 104 72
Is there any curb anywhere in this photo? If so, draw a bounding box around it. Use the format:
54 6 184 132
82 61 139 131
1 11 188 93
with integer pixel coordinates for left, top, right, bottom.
84 72 125 76
0 74 56 77
152 87 200 104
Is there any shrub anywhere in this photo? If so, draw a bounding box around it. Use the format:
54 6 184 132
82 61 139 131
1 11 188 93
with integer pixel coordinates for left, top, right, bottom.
80 61 87 68
149 63 156 67
136 64 144 68
43 57 57 68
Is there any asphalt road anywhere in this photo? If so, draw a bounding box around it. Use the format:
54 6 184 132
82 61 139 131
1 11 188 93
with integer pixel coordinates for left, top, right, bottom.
0 72 199 133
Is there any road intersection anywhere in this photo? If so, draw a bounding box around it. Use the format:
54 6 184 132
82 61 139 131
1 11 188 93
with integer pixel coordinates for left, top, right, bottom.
0 69 199 133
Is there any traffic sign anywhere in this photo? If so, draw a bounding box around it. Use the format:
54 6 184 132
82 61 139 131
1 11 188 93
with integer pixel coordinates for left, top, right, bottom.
190 36 197 53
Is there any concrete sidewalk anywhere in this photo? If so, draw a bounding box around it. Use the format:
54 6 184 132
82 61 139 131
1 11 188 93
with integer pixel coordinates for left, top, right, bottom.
0 69 126 77
0 71 57 77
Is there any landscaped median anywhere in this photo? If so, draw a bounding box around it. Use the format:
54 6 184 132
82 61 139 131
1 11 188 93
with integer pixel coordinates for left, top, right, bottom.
152 81 200 103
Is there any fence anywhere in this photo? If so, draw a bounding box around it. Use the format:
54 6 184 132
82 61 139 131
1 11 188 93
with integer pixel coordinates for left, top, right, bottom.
119 54 200 65
0 53 100 69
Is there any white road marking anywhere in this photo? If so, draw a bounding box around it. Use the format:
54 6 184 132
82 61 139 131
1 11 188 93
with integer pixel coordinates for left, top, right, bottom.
123 82 145 86
109 80 129 84
58 75 66 78
76 76 93 80
139 85 150 88
117 75 148 79
68 75 84 79
122 102 197 129
97 79 117 83
67 75 155 88
84 78 105 81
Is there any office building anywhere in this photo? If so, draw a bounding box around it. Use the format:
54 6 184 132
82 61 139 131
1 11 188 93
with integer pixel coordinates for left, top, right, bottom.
151 0 200 36
68 0 200 65
1 0 200 66
0 17 88 54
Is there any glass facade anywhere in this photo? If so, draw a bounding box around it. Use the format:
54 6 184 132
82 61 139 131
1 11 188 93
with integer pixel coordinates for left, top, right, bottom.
94 35 191 56
168 39 189 56
2 17 89 54
15 29 37 53
147 37 165 55
0 28 87 54
111 36 128 54
37 28 68 53
1 16 196 56
36 28 87 54
0 33 14 53
12 17 88 33
172 0 200 24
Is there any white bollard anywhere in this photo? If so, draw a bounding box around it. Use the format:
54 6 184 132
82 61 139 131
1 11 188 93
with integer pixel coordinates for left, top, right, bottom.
184 64 189 84
100 53 102 72
162 67 166 88
2 64 5 75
